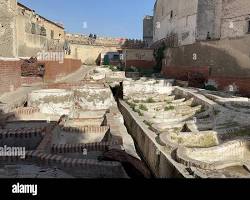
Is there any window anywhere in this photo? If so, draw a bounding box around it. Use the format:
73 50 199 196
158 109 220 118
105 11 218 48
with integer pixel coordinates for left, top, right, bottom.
31 23 36 34
113 54 120 61
170 10 173 19
248 21 250 33
40 27 46 36
51 30 54 39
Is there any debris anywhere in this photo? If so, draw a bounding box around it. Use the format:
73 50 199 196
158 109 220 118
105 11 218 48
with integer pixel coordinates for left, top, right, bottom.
21 57 45 77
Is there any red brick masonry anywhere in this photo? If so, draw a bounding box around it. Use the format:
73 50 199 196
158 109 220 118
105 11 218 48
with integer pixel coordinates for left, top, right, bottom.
21 77 43 85
44 58 82 82
0 60 21 94
210 76 250 97
162 66 250 97
161 66 210 81
125 60 156 69
0 58 82 95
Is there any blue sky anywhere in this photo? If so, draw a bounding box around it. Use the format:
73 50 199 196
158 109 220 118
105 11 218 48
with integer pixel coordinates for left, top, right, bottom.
18 0 155 39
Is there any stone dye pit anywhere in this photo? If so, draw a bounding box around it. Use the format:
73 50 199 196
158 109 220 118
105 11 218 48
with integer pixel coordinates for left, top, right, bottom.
1 66 250 178
119 77 250 178
0 70 148 178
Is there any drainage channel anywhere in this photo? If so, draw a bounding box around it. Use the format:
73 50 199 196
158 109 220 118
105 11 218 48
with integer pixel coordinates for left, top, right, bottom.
110 83 155 178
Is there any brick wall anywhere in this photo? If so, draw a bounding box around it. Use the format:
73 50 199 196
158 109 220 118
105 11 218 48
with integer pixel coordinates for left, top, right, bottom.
125 60 156 69
161 66 210 81
210 76 250 97
161 66 250 97
21 77 43 85
0 60 21 94
44 58 82 82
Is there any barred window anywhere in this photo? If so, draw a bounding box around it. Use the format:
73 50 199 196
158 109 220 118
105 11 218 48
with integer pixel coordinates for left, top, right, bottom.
51 30 54 39
31 23 36 34
40 27 46 36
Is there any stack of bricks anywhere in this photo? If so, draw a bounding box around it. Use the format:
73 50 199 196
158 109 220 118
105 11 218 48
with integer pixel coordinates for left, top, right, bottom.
0 60 21 94
21 62 43 77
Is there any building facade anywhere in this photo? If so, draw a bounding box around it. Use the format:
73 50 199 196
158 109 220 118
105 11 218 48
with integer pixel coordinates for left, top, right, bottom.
16 2 65 57
0 0 65 58
152 0 250 97
0 0 18 57
153 0 250 46
143 15 154 47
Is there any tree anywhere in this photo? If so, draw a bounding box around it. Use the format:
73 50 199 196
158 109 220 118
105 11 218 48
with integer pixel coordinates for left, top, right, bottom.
153 42 166 73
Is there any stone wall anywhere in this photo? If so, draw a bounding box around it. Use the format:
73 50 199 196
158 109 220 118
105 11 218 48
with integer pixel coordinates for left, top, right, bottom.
65 33 124 47
123 78 173 98
28 89 74 115
196 0 222 41
143 16 154 47
118 100 187 178
0 0 17 57
221 0 250 39
153 0 250 44
123 48 156 70
16 3 65 57
66 44 118 65
153 0 198 45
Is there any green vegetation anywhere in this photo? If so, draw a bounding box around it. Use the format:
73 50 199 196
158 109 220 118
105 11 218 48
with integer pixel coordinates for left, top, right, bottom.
139 104 148 111
126 101 144 116
196 106 206 114
134 108 144 116
127 101 136 110
155 108 161 112
165 100 171 104
126 66 139 73
133 99 140 103
146 97 155 103
204 85 217 91
143 120 154 130
103 65 121 72
164 105 175 111
153 42 167 73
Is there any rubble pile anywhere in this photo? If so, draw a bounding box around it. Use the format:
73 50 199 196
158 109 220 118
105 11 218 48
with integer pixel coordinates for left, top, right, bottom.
21 57 45 77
